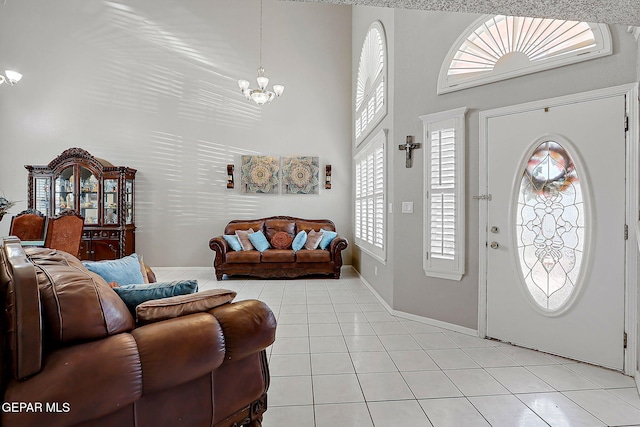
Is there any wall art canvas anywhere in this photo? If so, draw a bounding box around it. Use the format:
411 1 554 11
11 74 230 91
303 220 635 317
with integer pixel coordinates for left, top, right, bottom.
281 156 320 194
241 155 280 194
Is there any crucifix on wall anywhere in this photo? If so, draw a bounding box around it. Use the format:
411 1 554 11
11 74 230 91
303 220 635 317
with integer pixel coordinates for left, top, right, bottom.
398 135 420 168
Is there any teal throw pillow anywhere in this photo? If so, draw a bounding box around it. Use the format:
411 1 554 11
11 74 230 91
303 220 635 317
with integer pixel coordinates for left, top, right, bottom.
223 234 243 251
83 254 145 286
248 230 271 252
113 280 198 313
319 229 338 250
292 230 307 252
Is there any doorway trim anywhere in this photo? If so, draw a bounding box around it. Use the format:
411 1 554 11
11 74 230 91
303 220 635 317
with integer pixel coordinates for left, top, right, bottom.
478 83 639 375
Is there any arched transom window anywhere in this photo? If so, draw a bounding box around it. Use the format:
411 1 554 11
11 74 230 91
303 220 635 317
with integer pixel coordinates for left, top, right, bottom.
438 16 611 94
355 21 387 145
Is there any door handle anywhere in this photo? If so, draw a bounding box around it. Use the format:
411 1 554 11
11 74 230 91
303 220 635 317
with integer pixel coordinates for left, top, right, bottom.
490 241 499 249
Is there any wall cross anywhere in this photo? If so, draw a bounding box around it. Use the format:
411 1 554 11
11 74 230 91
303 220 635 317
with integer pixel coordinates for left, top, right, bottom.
398 135 420 168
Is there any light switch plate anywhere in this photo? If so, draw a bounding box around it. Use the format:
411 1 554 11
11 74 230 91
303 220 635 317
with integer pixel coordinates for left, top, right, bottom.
401 201 413 214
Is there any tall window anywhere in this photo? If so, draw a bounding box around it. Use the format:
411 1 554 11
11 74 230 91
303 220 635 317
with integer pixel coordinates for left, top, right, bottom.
421 108 468 280
438 16 611 94
355 129 386 261
355 21 387 145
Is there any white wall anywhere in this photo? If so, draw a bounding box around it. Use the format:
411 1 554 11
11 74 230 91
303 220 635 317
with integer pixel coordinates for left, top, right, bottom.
353 6 639 329
0 0 352 267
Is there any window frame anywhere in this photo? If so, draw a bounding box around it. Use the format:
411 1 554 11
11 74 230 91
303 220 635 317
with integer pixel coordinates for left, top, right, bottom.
421 107 468 280
355 21 388 146
437 15 612 94
354 129 387 262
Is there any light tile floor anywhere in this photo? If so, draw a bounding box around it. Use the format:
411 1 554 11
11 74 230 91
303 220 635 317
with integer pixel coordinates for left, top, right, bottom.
153 267 640 427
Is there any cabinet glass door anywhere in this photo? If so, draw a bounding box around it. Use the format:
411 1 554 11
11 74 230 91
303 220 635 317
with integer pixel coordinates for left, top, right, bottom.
104 179 119 225
54 167 74 215
125 179 133 224
80 167 99 224
34 177 51 216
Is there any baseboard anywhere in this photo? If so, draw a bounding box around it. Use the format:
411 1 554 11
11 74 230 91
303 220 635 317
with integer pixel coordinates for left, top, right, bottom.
353 267 478 337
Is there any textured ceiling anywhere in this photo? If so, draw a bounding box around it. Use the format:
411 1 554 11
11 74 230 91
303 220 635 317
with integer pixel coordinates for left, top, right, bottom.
282 0 640 26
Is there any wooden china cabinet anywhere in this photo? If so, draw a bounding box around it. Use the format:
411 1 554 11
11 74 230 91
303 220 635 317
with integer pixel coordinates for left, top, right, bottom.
25 148 137 261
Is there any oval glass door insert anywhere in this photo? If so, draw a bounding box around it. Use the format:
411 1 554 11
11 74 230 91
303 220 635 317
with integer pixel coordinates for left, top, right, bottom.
516 140 585 311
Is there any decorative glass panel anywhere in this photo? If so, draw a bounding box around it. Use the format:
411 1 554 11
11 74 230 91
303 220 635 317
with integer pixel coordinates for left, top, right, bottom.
54 167 74 215
125 179 134 225
34 178 50 216
104 179 118 225
516 141 585 311
79 167 99 224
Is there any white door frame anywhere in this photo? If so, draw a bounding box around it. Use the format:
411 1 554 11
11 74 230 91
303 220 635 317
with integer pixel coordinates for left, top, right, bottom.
478 83 639 375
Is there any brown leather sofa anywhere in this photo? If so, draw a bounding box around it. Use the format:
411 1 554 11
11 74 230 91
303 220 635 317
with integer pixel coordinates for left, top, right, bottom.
209 216 348 280
0 237 277 427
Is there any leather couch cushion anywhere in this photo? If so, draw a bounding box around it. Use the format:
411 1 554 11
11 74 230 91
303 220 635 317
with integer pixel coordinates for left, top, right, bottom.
225 221 264 235
265 219 296 241
226 251 261 264
296 220 335 233
2 333 142 427
261 250 295 263
28 248 135 343
136 289 236 325
295 250 331 263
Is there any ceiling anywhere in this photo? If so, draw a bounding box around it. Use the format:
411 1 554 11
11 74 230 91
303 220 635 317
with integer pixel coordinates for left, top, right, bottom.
283 0 640 27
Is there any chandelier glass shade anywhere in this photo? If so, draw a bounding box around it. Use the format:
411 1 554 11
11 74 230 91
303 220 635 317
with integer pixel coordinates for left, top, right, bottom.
0 70 22 86
238 0 284 105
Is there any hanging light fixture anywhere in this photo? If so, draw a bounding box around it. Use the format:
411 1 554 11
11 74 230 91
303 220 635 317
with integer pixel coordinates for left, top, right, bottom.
238 0 284 105
0 70 22 86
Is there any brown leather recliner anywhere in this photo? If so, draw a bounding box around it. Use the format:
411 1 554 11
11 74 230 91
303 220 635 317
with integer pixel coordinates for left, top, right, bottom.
0 237 276 427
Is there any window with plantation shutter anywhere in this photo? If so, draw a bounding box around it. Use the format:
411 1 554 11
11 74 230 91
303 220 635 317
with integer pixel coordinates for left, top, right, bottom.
354 129 386 261
437 15 611 94
355 21 387 146
421 108 468 280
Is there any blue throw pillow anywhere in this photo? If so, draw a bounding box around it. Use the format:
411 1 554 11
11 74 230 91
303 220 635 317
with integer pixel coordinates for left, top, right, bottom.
292 230 307 252
248 230 271 252
113 280 198 312
83 254 145 286
223 234 243 251
319 229 338 250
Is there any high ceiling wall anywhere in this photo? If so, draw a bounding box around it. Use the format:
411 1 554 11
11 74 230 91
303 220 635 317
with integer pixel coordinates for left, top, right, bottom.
0 0 353 267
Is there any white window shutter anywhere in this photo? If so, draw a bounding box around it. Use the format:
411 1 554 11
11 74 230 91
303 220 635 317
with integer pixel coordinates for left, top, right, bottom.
354 130 386 261
355 21 388 146
421 108 468 280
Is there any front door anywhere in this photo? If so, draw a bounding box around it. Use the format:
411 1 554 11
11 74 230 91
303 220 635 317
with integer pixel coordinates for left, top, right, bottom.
485 94 627 370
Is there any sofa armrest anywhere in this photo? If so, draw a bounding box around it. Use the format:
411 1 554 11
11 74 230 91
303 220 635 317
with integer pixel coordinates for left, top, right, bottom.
135 289 237 325
209 236 229 267
209 300 277 361
132 313 226 394
329 236 348 259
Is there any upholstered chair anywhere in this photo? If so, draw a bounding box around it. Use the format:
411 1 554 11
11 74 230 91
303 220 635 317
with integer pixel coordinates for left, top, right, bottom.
9 209 46 241
44 209 84 257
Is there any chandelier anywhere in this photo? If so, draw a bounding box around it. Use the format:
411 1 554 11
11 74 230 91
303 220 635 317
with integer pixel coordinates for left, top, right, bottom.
0 70 22 86
237 0 284 105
